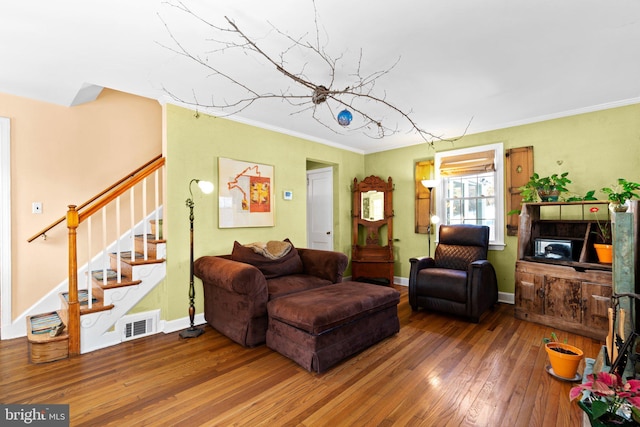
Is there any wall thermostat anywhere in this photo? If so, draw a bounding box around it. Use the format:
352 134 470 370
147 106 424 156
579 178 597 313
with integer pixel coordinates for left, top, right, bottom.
283 190 293 200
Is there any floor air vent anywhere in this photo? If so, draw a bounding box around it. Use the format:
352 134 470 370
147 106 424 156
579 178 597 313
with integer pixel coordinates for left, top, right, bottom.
118 310 159 342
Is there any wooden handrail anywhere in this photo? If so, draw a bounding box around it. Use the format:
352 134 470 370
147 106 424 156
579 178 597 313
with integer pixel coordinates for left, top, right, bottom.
78 157 164 223
27 155 164 242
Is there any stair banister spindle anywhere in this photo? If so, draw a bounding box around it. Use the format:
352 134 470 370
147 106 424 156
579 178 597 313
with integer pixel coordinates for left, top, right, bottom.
116 196 121 283
87 217 93 309
142 177 148 261
130 187 135 262
102 207 109 288
154 171 160 246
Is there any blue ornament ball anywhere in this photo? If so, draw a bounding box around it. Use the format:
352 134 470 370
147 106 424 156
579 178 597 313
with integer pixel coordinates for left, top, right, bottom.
337 109 353 126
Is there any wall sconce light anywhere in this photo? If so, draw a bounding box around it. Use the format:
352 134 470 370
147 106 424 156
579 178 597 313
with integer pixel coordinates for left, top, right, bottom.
180 178 214 339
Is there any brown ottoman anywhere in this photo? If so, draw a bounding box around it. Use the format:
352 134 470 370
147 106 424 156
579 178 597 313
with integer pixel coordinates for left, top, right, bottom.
266 281 400 373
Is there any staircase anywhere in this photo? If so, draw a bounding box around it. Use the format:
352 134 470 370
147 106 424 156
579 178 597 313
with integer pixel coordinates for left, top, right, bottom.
25 156 166 363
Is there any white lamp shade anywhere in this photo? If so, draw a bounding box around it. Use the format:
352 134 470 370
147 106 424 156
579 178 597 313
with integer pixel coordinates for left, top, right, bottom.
421 179 438 189
431 214 440 224
197 180 214 194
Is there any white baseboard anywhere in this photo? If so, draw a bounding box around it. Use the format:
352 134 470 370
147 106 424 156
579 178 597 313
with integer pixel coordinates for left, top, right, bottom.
499 292 515 304
161 313 206 334
347 275 513 304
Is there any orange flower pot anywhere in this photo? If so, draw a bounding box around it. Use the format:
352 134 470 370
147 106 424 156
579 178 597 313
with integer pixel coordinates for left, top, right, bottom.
594 243 613 264
545 342 583 379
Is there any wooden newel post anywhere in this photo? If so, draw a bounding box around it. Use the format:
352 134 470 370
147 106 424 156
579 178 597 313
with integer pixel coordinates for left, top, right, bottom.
67 205 80 356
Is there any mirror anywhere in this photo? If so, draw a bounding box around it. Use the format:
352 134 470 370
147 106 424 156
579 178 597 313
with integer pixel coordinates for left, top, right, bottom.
361 190 385 221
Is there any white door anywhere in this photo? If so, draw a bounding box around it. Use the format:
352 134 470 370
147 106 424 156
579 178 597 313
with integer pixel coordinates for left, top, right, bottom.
307 167 333 250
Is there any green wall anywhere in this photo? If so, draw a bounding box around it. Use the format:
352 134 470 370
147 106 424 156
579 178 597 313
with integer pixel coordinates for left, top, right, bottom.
164 104 363 321
162 102 640 322
365 103 640 294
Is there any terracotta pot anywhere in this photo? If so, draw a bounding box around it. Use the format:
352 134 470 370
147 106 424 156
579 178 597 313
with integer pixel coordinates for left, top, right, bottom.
594 243 613 264
545 342 583 379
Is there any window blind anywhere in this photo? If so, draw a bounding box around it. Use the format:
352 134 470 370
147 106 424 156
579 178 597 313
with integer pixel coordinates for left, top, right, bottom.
439 150 495 176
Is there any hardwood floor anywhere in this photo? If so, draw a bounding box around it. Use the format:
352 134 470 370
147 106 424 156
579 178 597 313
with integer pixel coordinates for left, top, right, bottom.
1 286 600 426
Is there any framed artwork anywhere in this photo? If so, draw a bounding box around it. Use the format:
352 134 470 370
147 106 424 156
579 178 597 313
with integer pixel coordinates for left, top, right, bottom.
218 157 274 228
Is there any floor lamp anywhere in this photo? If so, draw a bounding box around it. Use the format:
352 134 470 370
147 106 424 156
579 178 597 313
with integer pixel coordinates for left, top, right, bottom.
180 178 214 339
421 180 440 257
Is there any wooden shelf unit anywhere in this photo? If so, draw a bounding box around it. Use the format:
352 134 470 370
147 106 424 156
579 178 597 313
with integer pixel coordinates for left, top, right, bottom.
514 201 617 340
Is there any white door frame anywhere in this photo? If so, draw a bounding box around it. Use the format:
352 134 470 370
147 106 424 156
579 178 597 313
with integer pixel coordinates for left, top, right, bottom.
306 166 334 250
0 117 11 336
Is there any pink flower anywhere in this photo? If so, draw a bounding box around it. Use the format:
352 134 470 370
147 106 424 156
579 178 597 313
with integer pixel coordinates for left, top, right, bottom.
571 372 640 422
590 207 611 244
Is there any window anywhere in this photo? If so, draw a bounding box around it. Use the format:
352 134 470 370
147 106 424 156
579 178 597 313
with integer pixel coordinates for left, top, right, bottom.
435 143 505 249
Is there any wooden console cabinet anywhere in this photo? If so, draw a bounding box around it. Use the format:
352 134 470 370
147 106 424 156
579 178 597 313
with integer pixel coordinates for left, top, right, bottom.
514 201 615 340
515 260 612 339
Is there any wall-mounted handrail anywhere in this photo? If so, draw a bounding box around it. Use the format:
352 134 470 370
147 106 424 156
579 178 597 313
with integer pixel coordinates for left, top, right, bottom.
27 154 164 243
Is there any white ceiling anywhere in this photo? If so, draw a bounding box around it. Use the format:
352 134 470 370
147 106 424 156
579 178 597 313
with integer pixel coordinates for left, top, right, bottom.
2 1 640 154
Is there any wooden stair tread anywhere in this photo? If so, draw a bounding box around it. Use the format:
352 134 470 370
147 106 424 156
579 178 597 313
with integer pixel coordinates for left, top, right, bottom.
98 279 142 289
59 290 114 315
90 269 142 288
61 289 98 305
109 251 165 266
80 301 115 315
135 234 166 244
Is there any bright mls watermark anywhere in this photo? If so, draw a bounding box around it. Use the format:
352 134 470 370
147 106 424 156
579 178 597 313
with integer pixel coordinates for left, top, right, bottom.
1 404 69 426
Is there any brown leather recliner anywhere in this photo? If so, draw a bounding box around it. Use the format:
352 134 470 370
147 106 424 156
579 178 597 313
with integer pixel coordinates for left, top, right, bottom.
409 224 498 323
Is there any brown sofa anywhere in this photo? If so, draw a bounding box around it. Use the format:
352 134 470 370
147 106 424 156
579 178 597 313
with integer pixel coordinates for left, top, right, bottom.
194 242 349 347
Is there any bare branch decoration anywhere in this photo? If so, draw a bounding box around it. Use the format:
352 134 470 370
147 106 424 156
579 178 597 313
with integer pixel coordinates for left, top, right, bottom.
158 1 466 145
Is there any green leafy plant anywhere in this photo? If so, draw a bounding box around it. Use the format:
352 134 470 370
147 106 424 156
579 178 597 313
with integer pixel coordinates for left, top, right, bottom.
537 172 571 192
508 174 590 216
602 178 640 205
542 331 567 344
566 190 597 202
520 172 572 203
571 372 640 424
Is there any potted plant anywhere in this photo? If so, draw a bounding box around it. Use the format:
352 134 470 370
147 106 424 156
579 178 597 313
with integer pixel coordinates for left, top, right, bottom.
571 371 640 426
590 207 612 263
543 332 583 379
521 172 572 202
602 178 640 212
